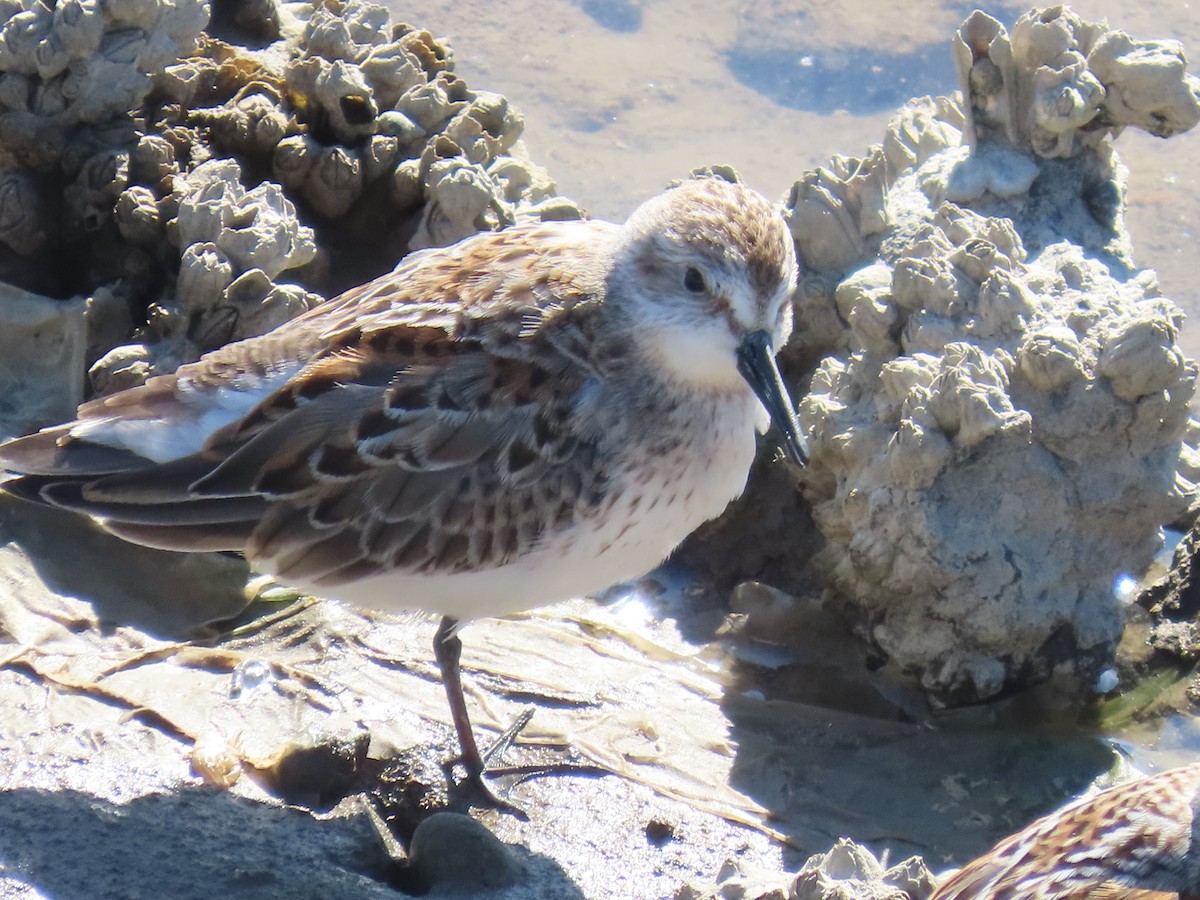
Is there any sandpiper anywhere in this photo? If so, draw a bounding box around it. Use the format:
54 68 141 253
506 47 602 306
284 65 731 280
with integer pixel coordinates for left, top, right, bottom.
932 763 1200 899
0 175 807 808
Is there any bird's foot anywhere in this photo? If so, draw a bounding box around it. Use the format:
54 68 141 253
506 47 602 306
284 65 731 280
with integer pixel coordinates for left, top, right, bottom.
456 768 530 819
444 707 535 818
447 708 607 818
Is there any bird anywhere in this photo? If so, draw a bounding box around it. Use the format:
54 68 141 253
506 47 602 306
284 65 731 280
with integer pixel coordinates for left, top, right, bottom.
0 175 807 809
931 762 1200 899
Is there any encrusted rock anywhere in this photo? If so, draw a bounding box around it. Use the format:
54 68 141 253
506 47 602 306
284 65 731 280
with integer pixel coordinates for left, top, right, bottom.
0 0 209 166
0 0 584 393
953 7 1200 157
0 282 87 440
771 8 1200 704
792 840 935 900
677 842 936 900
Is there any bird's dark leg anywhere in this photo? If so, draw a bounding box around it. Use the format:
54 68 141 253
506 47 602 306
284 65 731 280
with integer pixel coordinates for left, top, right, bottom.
432 615 526 816
433 616 488 778
432 616 608 816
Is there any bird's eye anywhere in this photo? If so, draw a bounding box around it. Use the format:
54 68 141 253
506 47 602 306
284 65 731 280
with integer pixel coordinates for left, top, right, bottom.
684 266 707 294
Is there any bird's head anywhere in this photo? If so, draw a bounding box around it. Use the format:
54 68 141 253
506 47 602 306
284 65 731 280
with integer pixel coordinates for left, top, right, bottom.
611 177 807 464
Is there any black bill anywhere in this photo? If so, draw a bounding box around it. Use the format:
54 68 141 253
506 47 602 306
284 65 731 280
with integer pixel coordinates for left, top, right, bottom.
735 330 809 467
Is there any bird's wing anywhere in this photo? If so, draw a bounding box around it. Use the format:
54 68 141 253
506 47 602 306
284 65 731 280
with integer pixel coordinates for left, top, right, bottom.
931 765 1200 899
0 221 621 582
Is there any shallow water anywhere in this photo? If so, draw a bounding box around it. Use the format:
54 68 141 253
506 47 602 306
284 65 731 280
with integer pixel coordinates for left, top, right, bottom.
410 0 1200 361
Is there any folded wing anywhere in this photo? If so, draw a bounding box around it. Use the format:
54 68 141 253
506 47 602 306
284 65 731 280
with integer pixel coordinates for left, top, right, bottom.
0 222 617 586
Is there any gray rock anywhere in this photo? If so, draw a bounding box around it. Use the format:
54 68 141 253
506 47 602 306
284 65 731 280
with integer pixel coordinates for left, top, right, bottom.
0 282 86 441
408 812 524 895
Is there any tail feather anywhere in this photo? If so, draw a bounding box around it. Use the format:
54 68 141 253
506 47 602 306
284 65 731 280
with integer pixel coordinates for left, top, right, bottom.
5 464 265 554
2 474 62 506
0 426 148 476
103 519 257 552
40 480 266 525
79 454 228 503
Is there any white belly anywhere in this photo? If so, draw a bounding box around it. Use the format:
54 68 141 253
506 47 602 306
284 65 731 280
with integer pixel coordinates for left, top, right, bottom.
303 396 763 621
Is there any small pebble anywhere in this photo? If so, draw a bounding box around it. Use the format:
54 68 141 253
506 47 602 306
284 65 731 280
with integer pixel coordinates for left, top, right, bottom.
408 812 522 892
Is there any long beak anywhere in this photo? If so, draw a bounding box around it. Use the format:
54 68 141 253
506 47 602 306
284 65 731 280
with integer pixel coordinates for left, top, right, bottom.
735 330 808 467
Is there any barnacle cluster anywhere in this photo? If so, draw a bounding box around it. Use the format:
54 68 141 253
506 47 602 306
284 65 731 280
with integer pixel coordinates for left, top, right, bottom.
150 1 577 246
0 0 211 429
954 7 1200 158
697 8 1200 704
0 0 208 267
0 0 580 419
98 0 579 390
678 840 936 900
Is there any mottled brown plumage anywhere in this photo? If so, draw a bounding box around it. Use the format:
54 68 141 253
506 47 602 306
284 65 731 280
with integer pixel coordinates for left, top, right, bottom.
0 176 804 808
932 764 1200 900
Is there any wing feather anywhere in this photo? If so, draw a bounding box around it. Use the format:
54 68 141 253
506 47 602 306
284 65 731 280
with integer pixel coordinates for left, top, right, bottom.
194 385 382 497
39 481 266 525
0 425 149 476
0 221 618 580
104 520 259 552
